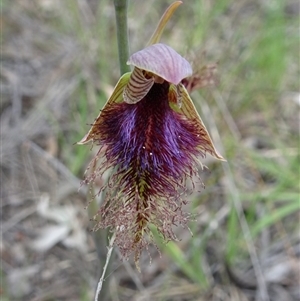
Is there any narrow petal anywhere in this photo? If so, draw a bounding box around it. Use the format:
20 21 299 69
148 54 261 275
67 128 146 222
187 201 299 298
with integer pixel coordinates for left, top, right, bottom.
169 83 225 160
147 1 183 46
127 43 192 85
123 68 154 104
176 83 183 108
77 72 131 144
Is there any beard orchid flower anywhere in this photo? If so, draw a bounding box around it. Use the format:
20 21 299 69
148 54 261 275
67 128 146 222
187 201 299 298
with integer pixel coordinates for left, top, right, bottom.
78 2 224 267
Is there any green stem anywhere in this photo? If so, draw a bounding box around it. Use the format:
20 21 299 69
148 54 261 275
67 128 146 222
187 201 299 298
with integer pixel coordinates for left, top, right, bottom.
90 3 130 300
114 0 130 75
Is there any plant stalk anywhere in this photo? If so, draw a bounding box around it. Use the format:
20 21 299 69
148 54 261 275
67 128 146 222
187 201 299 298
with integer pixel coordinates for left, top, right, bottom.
92 2 130 300
114 0 130 75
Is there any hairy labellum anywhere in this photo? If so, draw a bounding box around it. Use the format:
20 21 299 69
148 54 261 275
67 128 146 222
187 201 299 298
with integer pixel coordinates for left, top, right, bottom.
79 42 224 266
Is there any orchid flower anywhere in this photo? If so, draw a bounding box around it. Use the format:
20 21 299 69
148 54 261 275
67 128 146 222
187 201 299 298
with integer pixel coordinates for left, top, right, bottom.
79 2 224 267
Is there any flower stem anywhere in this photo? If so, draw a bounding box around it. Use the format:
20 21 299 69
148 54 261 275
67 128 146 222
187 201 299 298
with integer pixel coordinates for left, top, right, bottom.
91 2 130 300
114 0 130 75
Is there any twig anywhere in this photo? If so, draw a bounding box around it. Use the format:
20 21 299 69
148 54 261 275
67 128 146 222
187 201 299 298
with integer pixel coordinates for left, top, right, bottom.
94 232 116 301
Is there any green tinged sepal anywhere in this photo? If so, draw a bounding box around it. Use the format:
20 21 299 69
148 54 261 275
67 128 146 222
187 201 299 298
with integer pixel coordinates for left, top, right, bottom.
77 72 131 145
168 83 225 161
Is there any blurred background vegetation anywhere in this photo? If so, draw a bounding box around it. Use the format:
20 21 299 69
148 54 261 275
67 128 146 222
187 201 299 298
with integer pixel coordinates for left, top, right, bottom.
1 0 299 300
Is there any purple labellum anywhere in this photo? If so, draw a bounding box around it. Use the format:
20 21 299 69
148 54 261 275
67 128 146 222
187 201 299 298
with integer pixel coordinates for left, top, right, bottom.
80 42 224 266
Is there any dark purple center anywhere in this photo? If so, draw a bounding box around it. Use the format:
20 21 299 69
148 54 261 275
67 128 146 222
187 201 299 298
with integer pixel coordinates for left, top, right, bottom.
98 81 204 187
